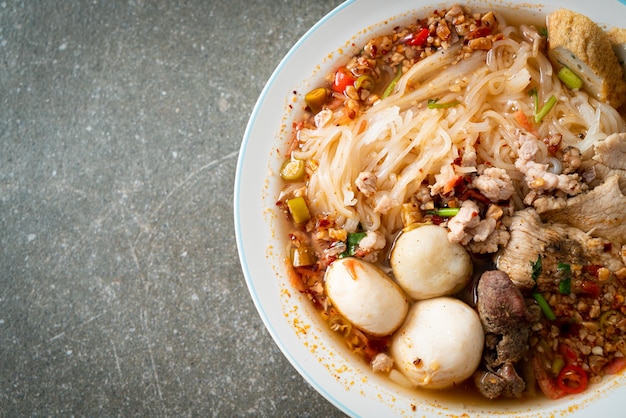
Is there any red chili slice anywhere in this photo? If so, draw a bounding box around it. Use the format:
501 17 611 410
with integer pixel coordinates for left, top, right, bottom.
556 364 588 394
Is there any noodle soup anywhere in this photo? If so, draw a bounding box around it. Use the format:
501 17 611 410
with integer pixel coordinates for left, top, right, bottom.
275 2 626 405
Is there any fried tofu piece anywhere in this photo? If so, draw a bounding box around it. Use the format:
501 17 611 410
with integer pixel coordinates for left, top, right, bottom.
547 9 626 108
607 27 626 74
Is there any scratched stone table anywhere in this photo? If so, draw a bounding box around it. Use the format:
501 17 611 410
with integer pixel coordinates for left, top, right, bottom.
0 1 347 416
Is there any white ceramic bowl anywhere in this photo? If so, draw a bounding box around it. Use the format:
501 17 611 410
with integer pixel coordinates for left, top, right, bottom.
234 1 626 416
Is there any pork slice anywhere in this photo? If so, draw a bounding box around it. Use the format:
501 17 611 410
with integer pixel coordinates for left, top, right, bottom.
589 133 626 193
594 133 626 171
496 209 625 290
473 167 515 202
537 175 626 247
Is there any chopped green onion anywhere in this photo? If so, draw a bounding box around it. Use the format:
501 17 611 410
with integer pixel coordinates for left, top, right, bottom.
551 357 565 377
528 88 557 123
339 231 367 258
427 98 460 109
531 254 543 281
539 27 548 37
534 95 557 124
533 291 557 321
558 263 572 294
427 207 461 217
382 65 402 99
557 67 583 90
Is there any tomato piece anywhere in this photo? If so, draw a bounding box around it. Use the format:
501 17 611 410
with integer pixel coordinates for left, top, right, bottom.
533 356 565 399
407 28 430 46
604 358 626 375
332 67 356 93
556 364 588 394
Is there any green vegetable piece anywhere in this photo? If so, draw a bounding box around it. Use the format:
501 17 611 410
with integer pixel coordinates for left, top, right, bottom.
280 157 305 181
305 87 328 113
287 196 311 224
339 231 367 258
427 99 460 109
291 246 316 267
534 95 557 124
382 65 402 99
533 291 556 321
557 67 583 90
426 207 461 217
531 254 543 281
557 263 572 294
354 74 375 91
551 357 565 377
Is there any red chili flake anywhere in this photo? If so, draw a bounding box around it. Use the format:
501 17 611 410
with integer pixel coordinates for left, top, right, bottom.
582 265 601 277
431 215 444 225
459 188 491 205
317 218 332 228
466 27 492 39
577 279 600 298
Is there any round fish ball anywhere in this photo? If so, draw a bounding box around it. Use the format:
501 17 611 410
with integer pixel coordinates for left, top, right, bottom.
390 225 472 300
391 297 484 389
325 257 409 336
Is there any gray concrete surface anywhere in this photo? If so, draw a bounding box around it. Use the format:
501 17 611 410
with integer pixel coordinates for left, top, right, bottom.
0 1 347 416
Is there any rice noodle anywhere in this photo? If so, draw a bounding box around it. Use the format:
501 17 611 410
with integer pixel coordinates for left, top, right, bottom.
292 18 625 240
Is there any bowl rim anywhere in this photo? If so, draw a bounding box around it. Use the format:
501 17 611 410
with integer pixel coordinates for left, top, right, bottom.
234 0 626 416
